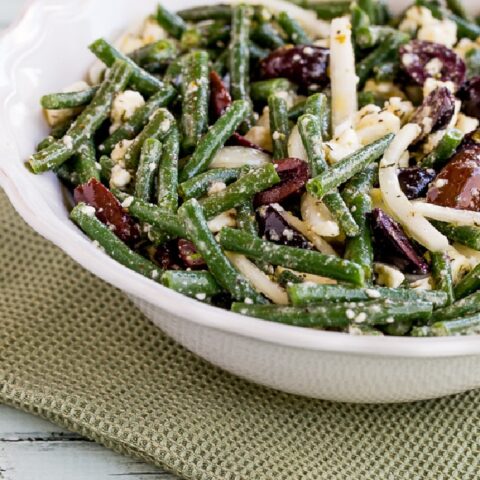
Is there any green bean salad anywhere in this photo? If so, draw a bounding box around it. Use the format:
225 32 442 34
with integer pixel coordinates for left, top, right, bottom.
29 0 480 336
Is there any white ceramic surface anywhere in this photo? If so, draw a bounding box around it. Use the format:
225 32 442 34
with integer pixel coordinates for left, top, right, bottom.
2 0 480 404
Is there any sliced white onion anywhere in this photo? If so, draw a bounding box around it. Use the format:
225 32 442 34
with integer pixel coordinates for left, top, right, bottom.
379 123 449 252
300 192 340 238
226 253 289 305
275 267 337 285
330 17 358 132
231 0 330 37
287 125 308 161
207 209 236 233
280 210 338 256
209 146 271 169
412 201 480 227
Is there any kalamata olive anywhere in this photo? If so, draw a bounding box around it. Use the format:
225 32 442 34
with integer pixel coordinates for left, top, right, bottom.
398 167 436 199
410 87 456 140
426 142 480 211
256 204 312 249
457 76 480 120
227 132 271 154
74 179 140 245
260 45 329 91
154 240 182 270
177 239 206 269
254 158 309 206
399 40 466 87
209 70 232 119
371 208 429 275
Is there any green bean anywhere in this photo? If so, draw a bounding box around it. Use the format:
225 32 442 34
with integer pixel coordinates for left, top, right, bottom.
114 193 187 239
156 4 187 39
55 161 80 187
287 283 448 308
99 155 114 183
298 114 359 237
179 28 203 50
232 299 433 328
180 50 210 152
466 47 480 78
431 221 480 251
218 228 365 285
454 265 480 300
41 87 99 110
163 57 184 86
177 4 232 22
429 314 480 336
277 11 311 45
135 138 162 202
37 120 71 152
178 168 243 200
236 200 258 236
100 85 176 155
89 39 163 96
432 291 480 322
251 23 285 49
304 93 330 138
421 128 464 170
276 269 303 287
161 270 222 298
157 126 180 213
250 79 295 104
229 4 252 111
288 100 306 121
202 21 231 47
180 100 251 182
431 251 455 306
124 108 175 171
356 33 408 88
269 94 289 160
71 203 161 281
129 39 177 69
302 1 351 20
178 199 265 303
351 2 371 34
358 91 383 109
307 134 394 199
199 164 280 218
73 139 100 184
358 0 387 24
29 60 132 173
356 25 397 49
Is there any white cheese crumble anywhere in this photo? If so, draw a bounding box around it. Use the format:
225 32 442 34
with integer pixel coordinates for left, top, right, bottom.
63 135 73 149
110 164 131 188
110 90 145 133
111 139 134 164
80 205 96 217
207 181 227 196
121 196 134 208
374 263 405 289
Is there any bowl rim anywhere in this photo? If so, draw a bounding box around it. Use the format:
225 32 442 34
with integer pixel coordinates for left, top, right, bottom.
3 0 480 359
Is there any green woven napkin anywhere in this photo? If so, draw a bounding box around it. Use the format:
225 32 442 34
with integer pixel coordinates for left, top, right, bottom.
1 189 480 479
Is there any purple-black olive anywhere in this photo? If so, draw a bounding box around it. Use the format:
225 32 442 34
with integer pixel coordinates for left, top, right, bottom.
370 208 429 275
457 76 480 120
398 167 436 200
399 40 466 88
260 45 329 91
209 70 232 119
256 204 312 249
177 239 206 269
154 240 182 270
254 158 309 206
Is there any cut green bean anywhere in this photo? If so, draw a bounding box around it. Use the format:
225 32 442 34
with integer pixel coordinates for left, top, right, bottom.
129 39 177 69
157 126 180 213
199 164 280 218
73 139 100 184
41 87 99 110
454 264 480 299
288 100 306 121
250 79 295 104
307 134 394 199
287 283 448 308
89 39 163 96
251 23 285 49
302 1 351 20
181 50 210 152
356 26 397 49
100 85 176 155
421 128 463 170
432 291 480 321
29 60 132 173
156 4 187 39
431 221 480 251
269 94 289 160
431 314 480 336
71 203 161 281
305 93 331 141
277 11 311 45
218 228 365 285
99 155 114 183
180 99 251 181
123 108 175 171
276 269 303 287
178 199 265 303
232 299 432 328
161 270 222 298
431 251 455 306
163 57 184 86
177 4 232 21
135 138 162 202
178 168 243 200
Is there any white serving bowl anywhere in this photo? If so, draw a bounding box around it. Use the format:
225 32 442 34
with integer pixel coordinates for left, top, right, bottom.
2 0 480 403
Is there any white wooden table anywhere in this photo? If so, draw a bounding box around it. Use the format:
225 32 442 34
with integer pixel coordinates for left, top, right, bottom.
0 4 178 479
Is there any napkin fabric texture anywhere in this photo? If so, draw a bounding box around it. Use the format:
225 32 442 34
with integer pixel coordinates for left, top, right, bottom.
1 189 480 480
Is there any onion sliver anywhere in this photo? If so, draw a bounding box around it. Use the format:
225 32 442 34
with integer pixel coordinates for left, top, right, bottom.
412 201 480 227
209 146 271 169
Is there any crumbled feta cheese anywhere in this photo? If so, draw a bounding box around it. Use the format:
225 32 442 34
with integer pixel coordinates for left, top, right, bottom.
207 181 227 196
354 105 401 145
346 309 355 320
121 196 134 208
80 205 96 217
399 6 435 35
418 20 457 48
273 89 299 108
423 78 455 97
365 288 381 299
111 139 134 164
110 164 131 188
63 135 73 149
454 38 480 59
142 17 167 44
272 131 281 141
355 312 367 324
410 276 434 291
374 263 405 288
383 97 415 125
425 58 444 77
151 270 159 280
456 113 479 135
195 293 207 301
110 91 145 133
